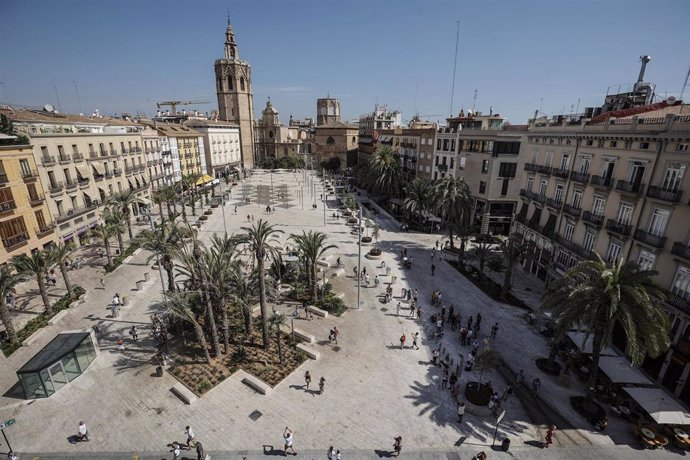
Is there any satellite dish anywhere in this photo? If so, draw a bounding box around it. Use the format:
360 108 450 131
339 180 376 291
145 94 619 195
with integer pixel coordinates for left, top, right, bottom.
43 104 55 113
666 96 677 105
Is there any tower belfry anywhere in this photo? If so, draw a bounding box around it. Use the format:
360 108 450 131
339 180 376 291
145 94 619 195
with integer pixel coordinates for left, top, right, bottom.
214 18 255 168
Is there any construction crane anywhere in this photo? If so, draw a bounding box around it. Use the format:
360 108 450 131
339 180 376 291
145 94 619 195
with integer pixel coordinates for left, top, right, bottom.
156 100 210 115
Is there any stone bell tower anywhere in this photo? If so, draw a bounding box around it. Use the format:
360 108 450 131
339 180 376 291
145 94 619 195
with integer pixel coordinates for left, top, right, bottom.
214 17 256 169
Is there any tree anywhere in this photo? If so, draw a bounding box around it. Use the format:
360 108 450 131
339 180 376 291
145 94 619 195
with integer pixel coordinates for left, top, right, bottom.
90 223 117 267
269 312 286 365
103 206 126 254
151 189 167 218
495 234 529 299
206 234 241 354
365 146 403 200
108 190 137 240
0 265 27 344
0 114 29 145
181 173 201 217
486 255 505 281
542 256 670 402
227 263 254 335
46 242 76 294
234 220 283 349
164 293 211 364
455 223 479 265
431 175 472 248
290 230 338 301
403 177 433 226
137 217 188 292
474 343 497 384
12 250 54 316
469 235 496 276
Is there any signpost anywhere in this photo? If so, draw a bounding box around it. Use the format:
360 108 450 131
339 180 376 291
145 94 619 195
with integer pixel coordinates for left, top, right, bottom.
1 418 16 451
492 410 505 446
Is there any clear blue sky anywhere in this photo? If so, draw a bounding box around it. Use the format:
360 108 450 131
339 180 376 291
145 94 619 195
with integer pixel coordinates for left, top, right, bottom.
2 0 689 124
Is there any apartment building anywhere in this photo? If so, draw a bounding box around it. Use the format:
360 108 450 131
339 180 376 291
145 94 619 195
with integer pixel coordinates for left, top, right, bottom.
357 105 402 161
141 127 170 191
2 109 151 245
0 144 56 263
513 103 690 401
184 119 242 178
155 124 205 183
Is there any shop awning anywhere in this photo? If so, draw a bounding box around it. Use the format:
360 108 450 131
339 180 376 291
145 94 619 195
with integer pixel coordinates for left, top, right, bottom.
598 356 653 385
196 174 214 186
75 164 90 178
91 163 105 175
624 387 690 425
566 331 619 356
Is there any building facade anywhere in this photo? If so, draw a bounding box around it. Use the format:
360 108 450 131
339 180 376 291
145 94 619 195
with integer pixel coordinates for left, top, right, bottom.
317 97 341 126
0 144 56 263
141 127 168 191
185 119 241 178
313 122 358 167
254 100 308 162
357 105 402 161
214 20 255 169
155 124 205 182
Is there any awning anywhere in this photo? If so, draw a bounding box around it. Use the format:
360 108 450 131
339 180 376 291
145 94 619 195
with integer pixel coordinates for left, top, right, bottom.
75 164 90 179
92 163 105 175
359 137 373 145
196 174 214 186
624 387 690 425
566 331 619 356
598 356 653 385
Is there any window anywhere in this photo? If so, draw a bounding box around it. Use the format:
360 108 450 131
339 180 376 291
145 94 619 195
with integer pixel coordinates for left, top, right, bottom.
647 208 669 237
437 139 442 150
583 230 597 251
545 152 553 167
616 203 633 225
672 266 690 300
640 142 650 150
555 184 564 203
606 240 623 264
610 141 618 148
586 140 594 146
501 178 509 196
564 223 575 241
450 140 456 151
677 143 689 152
479 181 486 194
560 154 570 170
443 139 449 151
498 162 517 178
19 159 32 177
240 77 245 91
637 250 656 271
592 196 606 216
572 190 582 208
662 164 685 191
539 179 548 196
482 160 489 174
526 177 533 191
579 157 591 174
326 136 335 145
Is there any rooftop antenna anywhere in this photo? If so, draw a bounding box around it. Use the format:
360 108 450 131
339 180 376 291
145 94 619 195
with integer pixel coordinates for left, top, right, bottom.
72 80 83 115
575 98 580 115
52 84 62 113
449 20 460 117
414 82 418 116
472 89 478 112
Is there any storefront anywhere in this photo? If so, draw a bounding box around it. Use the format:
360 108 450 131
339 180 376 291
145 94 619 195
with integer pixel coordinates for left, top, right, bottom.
17 332 98 398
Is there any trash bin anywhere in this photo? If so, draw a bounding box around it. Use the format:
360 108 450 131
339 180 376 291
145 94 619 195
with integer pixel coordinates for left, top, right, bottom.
144 272 150 282
501 437 510 452
156 366 163 377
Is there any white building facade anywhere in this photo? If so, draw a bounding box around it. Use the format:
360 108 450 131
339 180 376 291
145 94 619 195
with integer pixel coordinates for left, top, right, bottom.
185 119 242 178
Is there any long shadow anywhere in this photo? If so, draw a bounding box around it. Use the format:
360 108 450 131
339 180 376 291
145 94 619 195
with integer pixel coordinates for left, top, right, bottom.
262 445 285 456
2 381 26 400
373 449 394 458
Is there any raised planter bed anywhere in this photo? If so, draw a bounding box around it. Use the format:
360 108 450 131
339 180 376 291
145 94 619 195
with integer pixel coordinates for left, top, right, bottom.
465 381 492 406
536 357 562 376
204 210 213 215
199 215 208 221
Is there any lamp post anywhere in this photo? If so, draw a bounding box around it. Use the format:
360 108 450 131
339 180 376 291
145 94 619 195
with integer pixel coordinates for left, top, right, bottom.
218 178 227 236
357 206 362 310
322 167 326 226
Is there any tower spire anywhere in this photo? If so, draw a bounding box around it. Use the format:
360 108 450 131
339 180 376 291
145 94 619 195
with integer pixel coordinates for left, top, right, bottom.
224 17 238 60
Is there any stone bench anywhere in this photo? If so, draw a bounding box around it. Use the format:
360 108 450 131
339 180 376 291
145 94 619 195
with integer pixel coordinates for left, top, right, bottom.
292 327 315 344
307 305 328 318
171 383 197 404
239 370 272 395
335 292 345 300
332 268 345 277
47 309 70 326
297 343 321 360
21 327 46 348
316 259 330 268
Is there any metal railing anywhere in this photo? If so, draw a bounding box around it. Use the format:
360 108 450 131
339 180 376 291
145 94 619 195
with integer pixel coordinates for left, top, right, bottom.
73 152 84 162
551 167 569 179
647 186 682 203
58 154 71 164
672 242 690 261
605 219 632 236
2 232 28 249
29 193 46 204
0 200 17 212
615 180 645 195
41 155 56 166
563 203 582 218
570 171 590 183
582 211 604 227
590 175 614 188
524 163 537 172
634 229 666 248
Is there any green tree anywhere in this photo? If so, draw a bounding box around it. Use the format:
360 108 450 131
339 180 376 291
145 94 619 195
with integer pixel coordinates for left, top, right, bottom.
234 220 283 349
403 177 433 226
164 293 211 364
0 265 27 344
269 311 286 365
137 217 188 292
290 230 338 301
542 256 671 401
12 250 54 316
181 173 202 217
151 189 167 218
486 255 505 281
0 114 29 145
431 175 472 248
495 234 529 299
90 223 117 267
227 262 255 335
108 190 138 240
455 223 479 266
46 242 76 294
469 235 496 276
103 206 127 254
365 146 403 200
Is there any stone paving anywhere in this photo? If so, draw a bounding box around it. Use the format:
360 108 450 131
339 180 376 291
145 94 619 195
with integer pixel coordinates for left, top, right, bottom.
0 170 645 458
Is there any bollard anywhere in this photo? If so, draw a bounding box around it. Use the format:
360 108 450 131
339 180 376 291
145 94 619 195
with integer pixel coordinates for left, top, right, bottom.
144 272 150 282
136 280 143 291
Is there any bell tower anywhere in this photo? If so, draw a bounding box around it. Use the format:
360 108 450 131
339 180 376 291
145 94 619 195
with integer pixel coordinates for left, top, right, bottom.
214 17 255 169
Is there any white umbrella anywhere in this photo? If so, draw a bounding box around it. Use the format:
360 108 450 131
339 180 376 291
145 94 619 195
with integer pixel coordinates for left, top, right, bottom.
624 387 690 425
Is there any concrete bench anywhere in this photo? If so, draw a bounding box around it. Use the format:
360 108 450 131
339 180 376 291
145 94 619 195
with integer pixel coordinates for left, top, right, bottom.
316 259 330 268
171 383 197 404
292 327 315 344
297 343 321 360
240 371 272 395
332 268 345 277
47 309 70 326
307 305 328 318
335 292 345 300
22 327 45 348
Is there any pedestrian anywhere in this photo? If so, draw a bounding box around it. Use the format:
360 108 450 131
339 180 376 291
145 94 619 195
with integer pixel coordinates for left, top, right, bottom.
449 372 458 391
400 332 406 350
413 289 418 303
392 436 402 457
170 442 181 460
195 441 206 460
374 275 380 287
416 305 422 320
532 378 541 393
7 451 18 460
472 452 487 460
129 325 138 342
304 371 311 390
327 446 335 460
409 303 416 317
362 266 367 277
319 376 326 394
412 332 419 350
336 450 341 460
502 385 512 401
431 248 436 259
406 289 411 302
441 307 446 326
185 425 196 449
432 348 440 365
457 401 465 423
476 313 482 331
542 425 556 448
441 369 449 389
283 427 297 456
99 277 106 289
460 327 468 346
365 274 370 286
471 339 480 355
491 322 499 340
516 369 525 387
431 263 435 276
352 266 358 278
247 214 251 221
396 302 401 316
332 326 339 345
466 328 474 344
234 205 237 213
467 315 473 330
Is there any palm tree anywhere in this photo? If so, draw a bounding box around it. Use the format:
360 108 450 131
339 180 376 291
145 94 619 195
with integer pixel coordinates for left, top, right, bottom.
0 265 27 344
46 242 76 294
137 217 188 292
108 190 137 239
151 189 167 219
227 264 254 335
431 175 472 248
90 223 117 267
234 220 283 349
290 230 338 301
103 206 126 254
403 177 433 226
495 234 529 299
455 223 478 265
542 256 670 401
269 312 286 365
164 293 211 364
12 250 54 316
181 173 201 217
206 234 241 354
366 146 403 200
469 235 495 276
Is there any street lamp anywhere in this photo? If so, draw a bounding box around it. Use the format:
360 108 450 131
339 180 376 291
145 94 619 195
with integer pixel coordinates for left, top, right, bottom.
218 177 227 236
357 207 362 310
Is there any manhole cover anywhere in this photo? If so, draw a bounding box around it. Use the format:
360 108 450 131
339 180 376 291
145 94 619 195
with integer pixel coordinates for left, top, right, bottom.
249 410 263 421
333 346 341 352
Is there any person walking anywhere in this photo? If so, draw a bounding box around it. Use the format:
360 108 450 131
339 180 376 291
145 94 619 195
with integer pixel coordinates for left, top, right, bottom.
327 446 335 460
460 327 468 346
185 425 196 449
332 326 339 345
396 302 401 316
449 372 458 391
467 316 473 330
392 436 402 457
441 369 449 389
417 306 422 320
491 322 499 340
542 425 557 448
170 442 181 460
457 401 465 424
502 385 512 401
431 263 436 276
304 371 312 391
412 332 419 350
400 332 406 350
319 376 326 394
7 451 19 460
409 303 416 318
129 325 138 342
365 274 370 286
336 450 341 460
195 441 206 460
283 427 297 456
476 313 482 331
374 275 380 287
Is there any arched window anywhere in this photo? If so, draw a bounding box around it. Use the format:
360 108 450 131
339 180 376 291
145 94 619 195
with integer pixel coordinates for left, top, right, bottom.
352 136 356 144
327 136 335 145
228 76 233 90
269 130 273 139
240 77 245 91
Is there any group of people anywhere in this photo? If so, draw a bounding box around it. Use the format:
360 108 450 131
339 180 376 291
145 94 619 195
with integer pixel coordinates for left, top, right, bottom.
304 371 326 394
170 425 207 460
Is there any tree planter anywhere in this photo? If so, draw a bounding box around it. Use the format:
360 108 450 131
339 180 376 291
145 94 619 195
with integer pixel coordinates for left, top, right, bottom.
366 248 382 259
361 237 372 243
442 248 461 263
465 381 492 406
211 203 219 208
347 217 357 224
204 210 213 215
199 215 208 221
536 357 562 376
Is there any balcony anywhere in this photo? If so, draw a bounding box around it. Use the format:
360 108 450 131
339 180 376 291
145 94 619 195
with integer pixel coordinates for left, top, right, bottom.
615 180 645 196
634 229 667 249
41 155 56 166
125 167 133 176
0 172 8 184
582 211 604 227
99 150 108 158
56 203 98 223
563 203 582 218
58 154 71 165
536 165 552 175
132 147 141 154
647 186 682 203
606 219 632 237
524 163 538 172
555 235 595 260
113 168 122 176
2 232 28 250
105 172 113 179
29 193 46 205
667 293 690 315
87 152 98 161
519 189 531 199
546 197 562 209
672 242 690 261
532 192 546 204
122 148 130 154
109 149 119 157
570 171 590 184
35 223 56 237
551 167 569 179
94 174 104 182
21 168 38 181
73 152 84 162
161 150 171 156
65 179 78 190
78 178 90 188
0 200 17 213
591 175 614 189
49 182 64 196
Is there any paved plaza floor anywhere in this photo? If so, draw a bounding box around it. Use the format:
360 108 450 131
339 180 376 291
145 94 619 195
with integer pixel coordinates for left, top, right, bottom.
0 170 655 458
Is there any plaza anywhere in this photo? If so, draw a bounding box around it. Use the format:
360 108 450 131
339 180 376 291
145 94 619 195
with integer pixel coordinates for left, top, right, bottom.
0 169 675 459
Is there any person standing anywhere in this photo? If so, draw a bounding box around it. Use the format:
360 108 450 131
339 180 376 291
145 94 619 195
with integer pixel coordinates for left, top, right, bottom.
400 333 406 350
327 446 335 460
431 263 436 276
319 376 326 394
185 425 196 449
476 313 482 331
195 441 205 460
460 327 468 346
449 372 458 391
417 306 422 320
283 427 297 456
396 302 401 317
170 442 181 460
332 326 339 345
129 325 138 342
491 322 499 340
502 385 512 401
467 316 473 330
457 401 465 424
542 425 556 448
304 371 312 391
393 436 402 457
336 450 341 460
412 332 419 350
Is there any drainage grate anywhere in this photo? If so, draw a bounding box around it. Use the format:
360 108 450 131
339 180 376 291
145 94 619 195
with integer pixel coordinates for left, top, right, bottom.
249 410 263 421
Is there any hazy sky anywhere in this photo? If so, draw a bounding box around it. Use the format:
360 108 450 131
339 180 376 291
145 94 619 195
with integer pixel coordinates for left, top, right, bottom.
2 0 689 124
